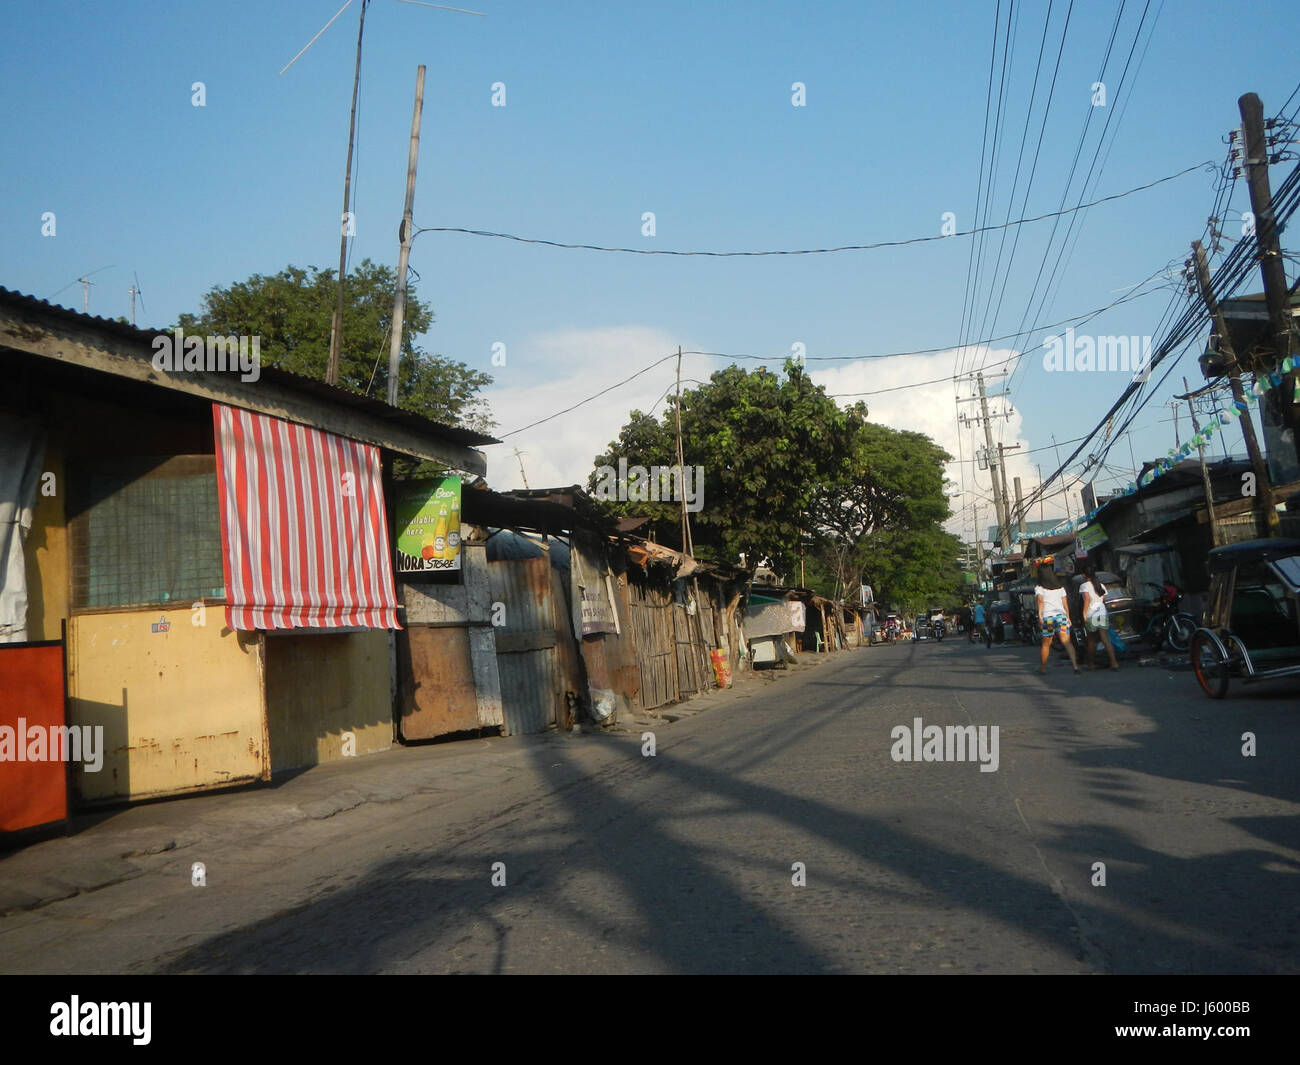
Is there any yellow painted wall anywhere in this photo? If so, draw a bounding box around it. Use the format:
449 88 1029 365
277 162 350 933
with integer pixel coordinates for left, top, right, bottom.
263 631 392 772
23 441 67 643
68 609 268 803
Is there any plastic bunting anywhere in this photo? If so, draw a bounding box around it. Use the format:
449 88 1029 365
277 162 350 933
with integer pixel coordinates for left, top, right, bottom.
1018 357 1298 545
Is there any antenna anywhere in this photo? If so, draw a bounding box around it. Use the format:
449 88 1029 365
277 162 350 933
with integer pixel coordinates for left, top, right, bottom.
512 448 530 490
279 0 484 385
128 272 146 326
50 265 115 311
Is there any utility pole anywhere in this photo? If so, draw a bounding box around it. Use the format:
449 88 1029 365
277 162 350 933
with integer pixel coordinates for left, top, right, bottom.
387 64 426 406
1013 476 1027 538
1191 239 1277 535
958 373 1011 549
979 374 1010 548
78 276 93 314
326 0 369 387
1183 375 1222 548
997 442 1021 539
1239 92 1300 463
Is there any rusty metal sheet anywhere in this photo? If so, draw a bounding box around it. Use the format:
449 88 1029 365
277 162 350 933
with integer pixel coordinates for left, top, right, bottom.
399 626 481 740
489 556 562 735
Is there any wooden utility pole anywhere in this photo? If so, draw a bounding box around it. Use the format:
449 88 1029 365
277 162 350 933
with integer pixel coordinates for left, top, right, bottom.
1013 476 1027 538
1183 375 1223 547
1191 239 1277 535
326 0 369 387
387 65 426 406
1239 92 1300 463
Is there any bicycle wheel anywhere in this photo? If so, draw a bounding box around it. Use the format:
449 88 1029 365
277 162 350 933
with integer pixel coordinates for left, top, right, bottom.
1191 629 1230 699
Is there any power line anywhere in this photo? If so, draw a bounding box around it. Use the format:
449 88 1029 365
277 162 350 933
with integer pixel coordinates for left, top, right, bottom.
498 352 680 437
414 161 1208 260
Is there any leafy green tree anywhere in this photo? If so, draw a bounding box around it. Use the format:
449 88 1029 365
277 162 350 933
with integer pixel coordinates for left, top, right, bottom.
806 417 957 604
176 260 494 432
590 361 853 576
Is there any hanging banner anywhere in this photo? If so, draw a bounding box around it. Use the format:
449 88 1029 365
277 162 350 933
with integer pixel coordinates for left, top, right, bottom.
394 476 462 573
571 539 618 635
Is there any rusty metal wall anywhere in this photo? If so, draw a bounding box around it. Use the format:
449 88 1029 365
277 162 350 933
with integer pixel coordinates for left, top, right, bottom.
489 555 578 735
398 626 481 740
579 567 642 716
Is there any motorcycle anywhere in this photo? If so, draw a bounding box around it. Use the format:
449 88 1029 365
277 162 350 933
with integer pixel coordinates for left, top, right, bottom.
932 619 946 641
1136 582 1197 652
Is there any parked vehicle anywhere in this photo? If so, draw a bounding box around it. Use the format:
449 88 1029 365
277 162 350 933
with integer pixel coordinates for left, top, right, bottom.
1191 538 1300 699
1134 581 1196 651
987 600 1013 644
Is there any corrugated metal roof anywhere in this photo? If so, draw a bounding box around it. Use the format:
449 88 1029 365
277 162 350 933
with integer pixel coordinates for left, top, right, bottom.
0 284 498 448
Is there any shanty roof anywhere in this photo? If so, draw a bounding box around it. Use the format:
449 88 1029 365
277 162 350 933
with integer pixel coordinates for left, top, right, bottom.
0 285 498 470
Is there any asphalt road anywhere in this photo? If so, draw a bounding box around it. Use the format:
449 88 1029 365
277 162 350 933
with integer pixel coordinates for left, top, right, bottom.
3 637 1298 974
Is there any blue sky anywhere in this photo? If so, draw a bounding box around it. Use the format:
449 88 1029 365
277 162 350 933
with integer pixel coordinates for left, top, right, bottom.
3 0 1297 541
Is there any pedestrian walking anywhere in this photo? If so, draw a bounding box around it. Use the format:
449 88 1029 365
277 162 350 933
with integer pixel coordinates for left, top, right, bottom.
1036 563 1079 674
1078 560 1120 671
972 600 988 646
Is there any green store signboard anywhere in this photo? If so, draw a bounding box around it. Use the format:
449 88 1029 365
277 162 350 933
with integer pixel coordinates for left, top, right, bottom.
395 476 461 573
1075 522 1108 555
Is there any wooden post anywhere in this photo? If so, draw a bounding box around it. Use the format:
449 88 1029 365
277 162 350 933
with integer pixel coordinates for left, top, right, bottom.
387 65 426 406
1184 376 1223 547
1191 240 1277 535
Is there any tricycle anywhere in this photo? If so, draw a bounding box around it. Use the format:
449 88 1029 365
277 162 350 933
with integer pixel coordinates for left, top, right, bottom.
1190 538 1300 699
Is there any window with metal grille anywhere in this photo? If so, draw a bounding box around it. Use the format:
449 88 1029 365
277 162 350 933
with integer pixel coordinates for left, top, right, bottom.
69 456 225 611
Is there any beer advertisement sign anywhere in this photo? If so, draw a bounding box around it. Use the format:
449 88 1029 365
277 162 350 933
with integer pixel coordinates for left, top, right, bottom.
395 477 461 572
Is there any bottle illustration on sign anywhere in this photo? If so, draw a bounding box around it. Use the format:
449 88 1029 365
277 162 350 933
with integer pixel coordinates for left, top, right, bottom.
447 502 461 552
432 508 448 556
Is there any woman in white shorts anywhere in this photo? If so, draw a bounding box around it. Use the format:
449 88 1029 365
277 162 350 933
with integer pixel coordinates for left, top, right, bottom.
1078 560 1119 670
1035 563 1079 675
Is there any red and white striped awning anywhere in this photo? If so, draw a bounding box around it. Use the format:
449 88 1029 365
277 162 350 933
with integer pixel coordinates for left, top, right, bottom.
212 404 401 631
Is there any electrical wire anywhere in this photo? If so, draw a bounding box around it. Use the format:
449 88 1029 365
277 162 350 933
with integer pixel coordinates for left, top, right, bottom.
412 162 1207 260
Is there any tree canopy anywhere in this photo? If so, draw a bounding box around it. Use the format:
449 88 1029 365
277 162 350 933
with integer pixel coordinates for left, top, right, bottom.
176 260 494 432
589 360 963 608
590 362 853 576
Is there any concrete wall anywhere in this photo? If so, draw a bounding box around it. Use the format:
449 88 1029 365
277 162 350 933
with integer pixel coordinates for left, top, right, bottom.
263 630 392 772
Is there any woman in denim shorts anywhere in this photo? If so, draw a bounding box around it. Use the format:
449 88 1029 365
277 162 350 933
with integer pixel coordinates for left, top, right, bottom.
1035 563 1079 675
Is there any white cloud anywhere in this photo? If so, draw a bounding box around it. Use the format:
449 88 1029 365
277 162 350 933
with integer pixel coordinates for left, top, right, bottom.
480 325 687 490
810 346 1066 543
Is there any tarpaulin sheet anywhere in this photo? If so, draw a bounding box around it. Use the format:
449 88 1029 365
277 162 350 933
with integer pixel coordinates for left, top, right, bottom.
745 599 802 638
213 404 401 630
